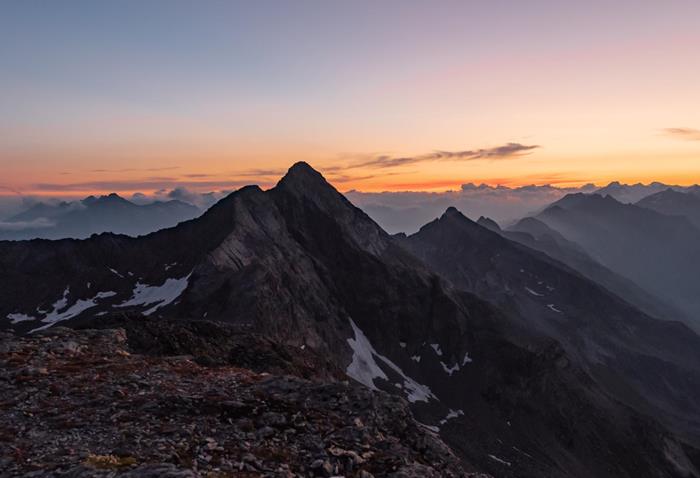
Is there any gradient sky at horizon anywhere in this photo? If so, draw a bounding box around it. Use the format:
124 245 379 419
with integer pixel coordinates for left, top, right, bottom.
2 0 700 196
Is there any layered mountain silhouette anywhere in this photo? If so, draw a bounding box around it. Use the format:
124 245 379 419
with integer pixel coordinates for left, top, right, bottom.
0 193 200 240
1 164 699 477
637 188 700 229
595 181 674 203
534 193 700 329
504 216 686 322
400 207 700 442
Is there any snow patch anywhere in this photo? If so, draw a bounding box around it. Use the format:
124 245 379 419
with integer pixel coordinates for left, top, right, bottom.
440 361 460 376
462 352 473 365
30 289 116 332
439 409 464 425
109 268 124 278
346 319 389 390
411 355 421 363
346 319 436 403
488 455 512 467
419 422 440 433
525 286 543 297
547 303 562 313
7 313 35 324
53 287 70 311
115 273 191 316
430 343 443 356
399 341 407 348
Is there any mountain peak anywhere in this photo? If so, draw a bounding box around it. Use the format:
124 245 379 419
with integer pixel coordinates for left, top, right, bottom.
281 162 328 185
276 162 332 194
287 161 318 176
476 216 501 232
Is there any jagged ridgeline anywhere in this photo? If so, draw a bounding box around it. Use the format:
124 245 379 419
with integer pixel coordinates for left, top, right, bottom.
1 163 699 478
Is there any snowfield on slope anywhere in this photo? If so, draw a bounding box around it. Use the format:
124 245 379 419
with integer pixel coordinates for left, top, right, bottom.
346 319 436 403
115 273 191 316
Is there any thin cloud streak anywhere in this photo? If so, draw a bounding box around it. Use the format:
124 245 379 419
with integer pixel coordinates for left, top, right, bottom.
31 179 259 193
663 128 700 141
89 166 180 173
352 143 540 169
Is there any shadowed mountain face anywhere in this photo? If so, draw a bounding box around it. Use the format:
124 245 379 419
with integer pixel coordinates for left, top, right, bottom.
0 164 698 477
505 216 687 323
637 188 700 229
0 194 200 240
534 193 700 329
400 207 700 442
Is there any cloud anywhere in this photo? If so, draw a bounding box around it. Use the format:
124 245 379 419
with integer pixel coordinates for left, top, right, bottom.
31 179 256 192
130 187 232 210
351 143 540 169
89 166 180 173
345 180 595 234
0 218 55 231
663 127 700 141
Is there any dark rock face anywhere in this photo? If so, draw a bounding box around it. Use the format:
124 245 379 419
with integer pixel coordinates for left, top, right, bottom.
400 207 700 443
1 164 698 477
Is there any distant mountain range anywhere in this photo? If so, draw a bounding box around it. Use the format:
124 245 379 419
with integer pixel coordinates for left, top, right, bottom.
346 180 700 234
399 207 700 441
533 193 700 329
637 188 700 229
2 163 699 477
596 181 700 204
0 193 200 240
3 180 698 241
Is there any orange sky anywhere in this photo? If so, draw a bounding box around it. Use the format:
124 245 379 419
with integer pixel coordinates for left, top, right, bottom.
2 1 700 197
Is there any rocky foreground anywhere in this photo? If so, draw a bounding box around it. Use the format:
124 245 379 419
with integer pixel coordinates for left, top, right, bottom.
0 325 490 477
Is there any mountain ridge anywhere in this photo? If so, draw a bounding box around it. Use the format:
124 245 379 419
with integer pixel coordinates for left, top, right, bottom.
1 163 698 477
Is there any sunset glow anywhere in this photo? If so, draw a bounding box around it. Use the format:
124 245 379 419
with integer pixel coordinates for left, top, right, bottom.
3 0 700 197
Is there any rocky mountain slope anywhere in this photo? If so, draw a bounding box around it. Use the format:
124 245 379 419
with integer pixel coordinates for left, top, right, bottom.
1 164 698 477
399 208 700 444
1 322 483 477
0 193 200 240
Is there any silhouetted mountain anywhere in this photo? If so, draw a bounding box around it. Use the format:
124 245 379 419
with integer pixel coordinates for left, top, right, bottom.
596 181 677 203
476 216 501 232
637 188 700 229
505 216 686 322
0 194 200 240
535 193 700 329
0 164 697 477
400 207 700 444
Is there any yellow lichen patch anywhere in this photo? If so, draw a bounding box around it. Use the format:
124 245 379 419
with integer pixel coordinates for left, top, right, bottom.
82 454 137 469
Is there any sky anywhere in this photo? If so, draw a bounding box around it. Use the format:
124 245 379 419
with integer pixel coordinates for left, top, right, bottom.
2 0 700 199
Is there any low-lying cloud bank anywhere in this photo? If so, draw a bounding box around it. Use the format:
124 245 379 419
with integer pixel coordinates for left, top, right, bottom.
3 180 699 237
346 183 598 234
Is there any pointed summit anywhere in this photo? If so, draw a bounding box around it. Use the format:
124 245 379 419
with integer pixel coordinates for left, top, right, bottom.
274 161 359 214
278 162 327 187
275 162 339 201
